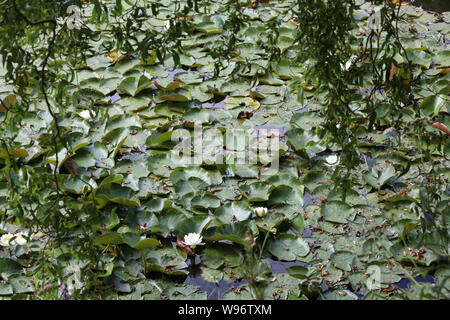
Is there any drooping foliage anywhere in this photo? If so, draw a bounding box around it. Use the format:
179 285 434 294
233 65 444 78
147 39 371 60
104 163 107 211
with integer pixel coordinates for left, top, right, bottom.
0 0 448 299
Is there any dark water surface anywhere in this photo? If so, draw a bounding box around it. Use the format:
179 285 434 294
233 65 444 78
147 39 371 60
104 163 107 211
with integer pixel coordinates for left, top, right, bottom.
412 0 450 13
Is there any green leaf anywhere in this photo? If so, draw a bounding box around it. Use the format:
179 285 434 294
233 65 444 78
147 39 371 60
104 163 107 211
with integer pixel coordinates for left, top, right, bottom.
178 216 213 237
240 182 272 202
266 234 309 261
214 201 253 224
321 201 353 224
203 221 250 245
118 75 152 96
268 185 304 207
132 238 161 250
98 263 114 278
95 184 140 208
0 148 29 159
94 232 124 245
0 258 22 277
286 265 315 280
145 247 188 275
421 95 446 117
290 213 305 235
200 244 244 269
201 268 224 284
330 251 355 271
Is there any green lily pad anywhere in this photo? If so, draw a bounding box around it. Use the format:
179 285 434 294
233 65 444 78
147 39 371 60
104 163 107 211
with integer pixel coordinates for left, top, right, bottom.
118 75 152 96
321 201 353 224
266 234 309 261
214 201 253 224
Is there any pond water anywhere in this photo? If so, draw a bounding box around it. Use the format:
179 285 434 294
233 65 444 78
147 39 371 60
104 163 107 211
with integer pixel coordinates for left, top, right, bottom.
184 256 306 299
412 0 450 13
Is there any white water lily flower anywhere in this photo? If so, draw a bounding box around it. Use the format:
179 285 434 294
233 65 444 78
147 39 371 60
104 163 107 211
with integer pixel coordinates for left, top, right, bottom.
79 110 91 120
325 154 340 166
13 232 28 246
183 233 204 248
0 233 14 247
0 232 29 247
253 207 268 218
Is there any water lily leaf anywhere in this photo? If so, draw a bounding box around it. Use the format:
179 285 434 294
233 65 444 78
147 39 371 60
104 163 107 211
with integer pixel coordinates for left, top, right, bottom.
255 212 287 231
143 198 172 213
153 77 181 90
0 258 22 277
191 86 214 102
118 75 152 96
286 265 315 280
98 263 114 278
178 216 212 237
222 286 254 300
158 208 189 237
406 50 432 69
103 127 130 158
385 195 418 203
195 21 223 34
132 238 161 250
162 283 206 299
145 247 188 275
285 128 322 157
363 164 396 190
321 290 358 300
71 148 96 168
433 50 450 67
331 251 355 271
0 93 15 112
92 211 120 231
266 173 304 193
127 211 161 233
99 174 123 187
290 213 305 235
106 114 141 131
203 221 250 245
200 244 244 269
258 73 285 85
183 108 213 124
0 283 13 296
190 192 221 209
240 182 272 202
225 97 260 110
67 132 90 152
170 167 223 185
94 232 124 245
201 268 224 284
0 148 28 159
10 276 34 294
267 234 309 261
421 94 446 117
321 201 353 224
157 88 192 102
268 185 304 207
95 184 140 208
214 201 253 224
60 174 90 194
